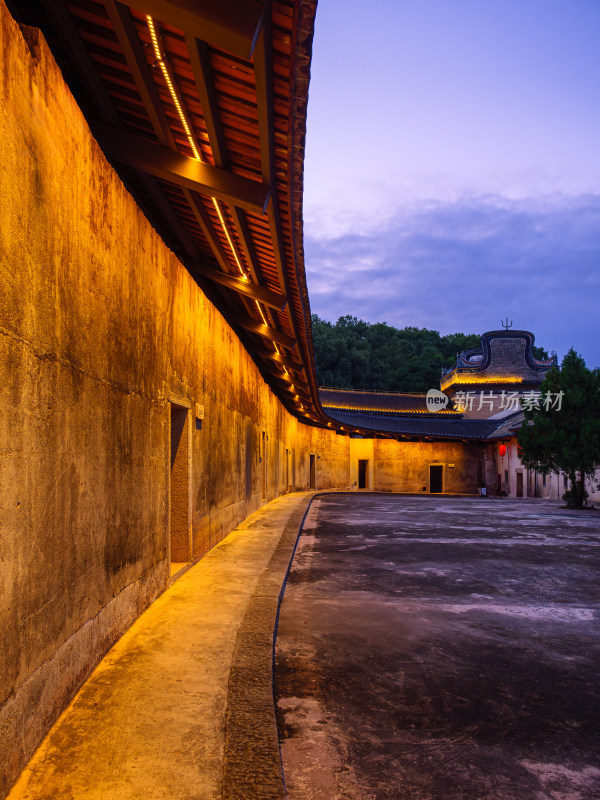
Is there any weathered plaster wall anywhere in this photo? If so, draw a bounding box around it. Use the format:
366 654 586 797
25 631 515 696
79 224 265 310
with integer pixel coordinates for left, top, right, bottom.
310 436 491 496
307 428 350 490
348 439 375 489
371 439 487 494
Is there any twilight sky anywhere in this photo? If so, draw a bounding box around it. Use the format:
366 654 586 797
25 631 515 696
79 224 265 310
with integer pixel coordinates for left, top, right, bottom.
302 0 600 366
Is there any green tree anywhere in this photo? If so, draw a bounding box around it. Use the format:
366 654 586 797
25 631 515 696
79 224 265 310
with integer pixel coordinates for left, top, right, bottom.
517 349 600 508
311 315 483 391
533 344 550 361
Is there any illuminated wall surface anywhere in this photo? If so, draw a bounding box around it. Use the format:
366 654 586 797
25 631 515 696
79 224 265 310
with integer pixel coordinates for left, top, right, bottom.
0 4 490 794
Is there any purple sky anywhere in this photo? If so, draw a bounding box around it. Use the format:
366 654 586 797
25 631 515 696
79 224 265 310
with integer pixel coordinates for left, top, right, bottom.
302 0 600 366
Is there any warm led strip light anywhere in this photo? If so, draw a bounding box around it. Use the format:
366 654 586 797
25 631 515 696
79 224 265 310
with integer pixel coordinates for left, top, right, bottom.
321 404 460 415
212 195 248 279
441 375 524 390
147 16 247 279
146 17 290 374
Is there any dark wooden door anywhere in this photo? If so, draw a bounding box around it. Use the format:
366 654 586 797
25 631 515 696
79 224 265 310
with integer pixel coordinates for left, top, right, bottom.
430 465 443 493
516 472 523 497
358 459 368 489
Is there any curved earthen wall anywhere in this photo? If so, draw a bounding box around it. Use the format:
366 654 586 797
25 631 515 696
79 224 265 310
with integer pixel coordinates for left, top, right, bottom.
0 5 486 794
0 7 349 792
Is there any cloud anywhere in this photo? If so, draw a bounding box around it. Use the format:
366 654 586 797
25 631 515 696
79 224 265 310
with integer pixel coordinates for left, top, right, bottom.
304 193 600 366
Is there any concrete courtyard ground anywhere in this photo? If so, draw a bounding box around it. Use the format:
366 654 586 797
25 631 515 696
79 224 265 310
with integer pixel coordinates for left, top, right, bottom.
275 494 600 800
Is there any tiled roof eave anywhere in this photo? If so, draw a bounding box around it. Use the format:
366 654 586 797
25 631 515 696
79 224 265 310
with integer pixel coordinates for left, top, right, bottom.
325 409 504 440
322 406 462 418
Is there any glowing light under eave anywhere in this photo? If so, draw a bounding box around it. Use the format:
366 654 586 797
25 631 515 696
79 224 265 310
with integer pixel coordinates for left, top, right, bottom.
441 375 524 391
146 15 247 280
322 404 460 415
145 16 293 389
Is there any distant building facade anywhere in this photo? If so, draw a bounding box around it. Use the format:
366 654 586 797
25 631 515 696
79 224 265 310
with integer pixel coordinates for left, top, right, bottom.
441 329 558 419
320 328 599 504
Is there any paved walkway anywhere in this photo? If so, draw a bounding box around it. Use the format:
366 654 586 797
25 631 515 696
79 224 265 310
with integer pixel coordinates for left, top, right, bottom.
276 494 600 800
9 492 315 800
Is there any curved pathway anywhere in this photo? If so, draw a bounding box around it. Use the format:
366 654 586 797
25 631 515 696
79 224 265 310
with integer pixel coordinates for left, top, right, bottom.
8 492 314 800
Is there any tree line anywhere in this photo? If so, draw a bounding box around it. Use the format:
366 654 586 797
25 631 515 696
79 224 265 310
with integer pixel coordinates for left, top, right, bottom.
311 315 548 393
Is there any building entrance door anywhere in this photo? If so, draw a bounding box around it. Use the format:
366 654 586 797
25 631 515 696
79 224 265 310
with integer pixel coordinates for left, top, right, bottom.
169 403 191 567
430 465 443 493
285 448 290 491
309 454 316 489
516 472 523 497
261 432 267 499
358 459 368 489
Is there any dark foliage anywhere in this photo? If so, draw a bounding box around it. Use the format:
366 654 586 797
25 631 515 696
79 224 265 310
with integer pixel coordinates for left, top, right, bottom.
311 315 548 393
517 349 600 507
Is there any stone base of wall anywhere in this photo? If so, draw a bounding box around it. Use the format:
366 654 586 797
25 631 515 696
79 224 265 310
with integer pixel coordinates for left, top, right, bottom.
0 562 167 798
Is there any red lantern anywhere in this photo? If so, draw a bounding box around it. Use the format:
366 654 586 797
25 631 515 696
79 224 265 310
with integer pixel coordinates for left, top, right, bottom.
498 444 507 457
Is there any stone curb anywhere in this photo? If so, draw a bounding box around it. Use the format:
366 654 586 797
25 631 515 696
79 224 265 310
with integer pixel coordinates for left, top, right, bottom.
221 493 317 800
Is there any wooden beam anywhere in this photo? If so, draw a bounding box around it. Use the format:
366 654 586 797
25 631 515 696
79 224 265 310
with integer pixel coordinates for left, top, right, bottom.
186 8 303 410
116 0 266 61
103 7 240 279
184 191 233 273
269 378 312 404
38 0 198 262
141 176 198 259
253 8 324 417
230 207 265 284
185 34 266 287
253 344 304 374
266 370 309 391
271 385 311 406
233 313 296 350
253 11 301 354
105 1 175 147
185 35 226 167
260 361 309 387
39 0 120 125
252 9 275 186
93 124 270 215
188 263 286 310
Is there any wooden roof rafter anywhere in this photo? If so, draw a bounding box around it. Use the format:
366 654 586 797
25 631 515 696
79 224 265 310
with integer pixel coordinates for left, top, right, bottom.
115 4 297 366
184 30 269 293
93 123 271 213
115 0 267 61
28 0 330 424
